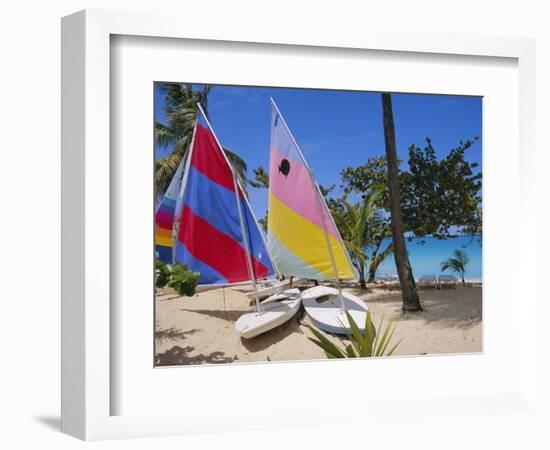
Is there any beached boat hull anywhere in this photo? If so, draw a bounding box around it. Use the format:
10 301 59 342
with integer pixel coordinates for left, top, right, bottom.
235 288 302 339
302 286 368 334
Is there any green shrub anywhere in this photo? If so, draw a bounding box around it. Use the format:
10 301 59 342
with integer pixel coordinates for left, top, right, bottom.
155 260 200 297
155 260 171 288
306 310 401 358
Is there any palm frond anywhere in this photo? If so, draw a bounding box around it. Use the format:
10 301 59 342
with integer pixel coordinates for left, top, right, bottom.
155 122 179 148
440 249 470 282
155 152 184 196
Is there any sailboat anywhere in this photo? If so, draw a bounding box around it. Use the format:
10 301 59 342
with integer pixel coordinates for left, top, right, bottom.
156 104 302 339
267 99 369 334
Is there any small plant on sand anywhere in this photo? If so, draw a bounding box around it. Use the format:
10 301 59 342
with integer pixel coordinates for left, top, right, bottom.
155 260 171 288
155 260 200 296
440 249 470 284
306 310 401 358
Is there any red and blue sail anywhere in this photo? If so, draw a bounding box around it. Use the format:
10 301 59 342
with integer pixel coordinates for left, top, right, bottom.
173 111 275 285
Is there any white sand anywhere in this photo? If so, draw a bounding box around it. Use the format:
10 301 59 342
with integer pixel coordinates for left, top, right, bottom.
155 284 482 366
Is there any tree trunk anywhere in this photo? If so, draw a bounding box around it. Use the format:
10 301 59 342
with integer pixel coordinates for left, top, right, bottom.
367 238 383 283
381 93 423 312
354 262 367 289
359 270 367 290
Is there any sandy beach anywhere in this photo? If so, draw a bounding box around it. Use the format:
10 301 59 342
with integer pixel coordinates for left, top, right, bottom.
155 283 482 366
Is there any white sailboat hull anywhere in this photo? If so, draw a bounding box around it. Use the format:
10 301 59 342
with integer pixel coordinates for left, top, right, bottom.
235 288 302 339
301 286 368 334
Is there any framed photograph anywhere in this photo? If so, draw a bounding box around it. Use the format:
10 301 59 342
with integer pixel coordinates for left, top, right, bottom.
62 9 537 441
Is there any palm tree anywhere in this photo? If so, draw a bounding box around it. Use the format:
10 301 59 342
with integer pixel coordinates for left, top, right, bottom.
440 249 470 284
381 93 422 312
336 187 383 289
367 241 393 283
155 83 247 195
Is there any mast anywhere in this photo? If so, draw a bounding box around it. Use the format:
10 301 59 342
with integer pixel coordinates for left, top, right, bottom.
270 98 347 310
196 104 263 314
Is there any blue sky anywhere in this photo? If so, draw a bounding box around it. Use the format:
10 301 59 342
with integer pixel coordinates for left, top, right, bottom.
155 84 482 220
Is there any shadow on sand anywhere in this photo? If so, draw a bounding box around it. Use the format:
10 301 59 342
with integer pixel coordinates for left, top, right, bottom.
155 327 200 345
155 345 239 366
180 308 244 322
240 308 306 353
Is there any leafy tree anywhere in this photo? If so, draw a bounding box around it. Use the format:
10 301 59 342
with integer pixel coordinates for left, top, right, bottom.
401 137 481 238
381 93 422 312
318 184 336 198
440 249 470 284
341 156 389 201
342 142 482 240
155 83 247 195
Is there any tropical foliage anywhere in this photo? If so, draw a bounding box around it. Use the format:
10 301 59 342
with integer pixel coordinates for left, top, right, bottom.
155 83 248 196
306 310 401 358
155 260 200 296
341 137 482 240
248 166 269 189
402 137 482 238
440 249 470 284
332 187 383 288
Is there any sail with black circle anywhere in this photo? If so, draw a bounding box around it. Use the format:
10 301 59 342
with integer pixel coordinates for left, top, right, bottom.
267 99 356 281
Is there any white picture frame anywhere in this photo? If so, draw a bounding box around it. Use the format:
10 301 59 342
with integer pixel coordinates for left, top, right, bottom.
61 9 538 441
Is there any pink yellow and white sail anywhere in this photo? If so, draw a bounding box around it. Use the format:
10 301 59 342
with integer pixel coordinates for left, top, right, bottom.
267 100 356 281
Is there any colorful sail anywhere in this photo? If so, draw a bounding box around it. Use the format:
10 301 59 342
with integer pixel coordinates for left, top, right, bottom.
267 100 356 281
155 156 186 263
174 110 275 285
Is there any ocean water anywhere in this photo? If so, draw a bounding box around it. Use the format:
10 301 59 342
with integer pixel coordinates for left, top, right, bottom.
373 235 482 281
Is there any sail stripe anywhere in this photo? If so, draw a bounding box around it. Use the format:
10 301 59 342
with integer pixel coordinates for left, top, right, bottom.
267 231 331 280
184 166 246 243
268 193 355 279
270 115 304 164
190 124 237 193
178 205 269 282
156 246 172 263
156 227 172 239
175 241 229 285
156 233 173 248
269 146 338 238
156 210 175 228
160 198 176 208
